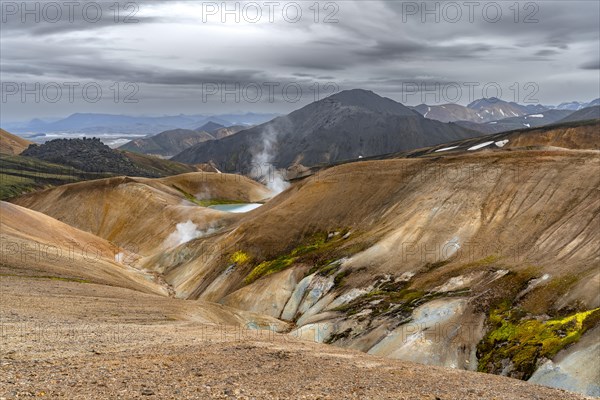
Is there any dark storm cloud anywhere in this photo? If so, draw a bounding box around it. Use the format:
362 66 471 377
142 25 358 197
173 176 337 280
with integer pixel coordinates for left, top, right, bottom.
278 58 347 71
353 40 423 60
534 49 560 57
355 40 495 61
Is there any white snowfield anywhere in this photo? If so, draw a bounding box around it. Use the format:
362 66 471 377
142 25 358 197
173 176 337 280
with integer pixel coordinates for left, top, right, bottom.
468 141 494 151
435 145 460 152
529 114 545 118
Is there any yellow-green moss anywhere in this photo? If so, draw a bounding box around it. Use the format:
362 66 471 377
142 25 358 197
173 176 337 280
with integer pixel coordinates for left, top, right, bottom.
230 250 251 265
314 261 342 277
243 231 347 285
244 256 297 285
390 289 427 304
477 305 600 379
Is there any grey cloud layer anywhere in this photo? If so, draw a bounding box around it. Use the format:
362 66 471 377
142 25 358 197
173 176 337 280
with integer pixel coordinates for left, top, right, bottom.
1 0 598 119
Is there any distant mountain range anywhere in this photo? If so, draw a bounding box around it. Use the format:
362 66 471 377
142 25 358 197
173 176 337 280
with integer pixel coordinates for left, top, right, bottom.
5 92 598 170
6 96 598 137
555 99 600 110
172 89 483 172
4 112 279 135
453 106 600 134
412 97 600 124
117 122 251 157
454 109 573 134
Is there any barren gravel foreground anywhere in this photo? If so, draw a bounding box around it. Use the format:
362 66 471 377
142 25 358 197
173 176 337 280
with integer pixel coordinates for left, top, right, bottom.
0 276 592 400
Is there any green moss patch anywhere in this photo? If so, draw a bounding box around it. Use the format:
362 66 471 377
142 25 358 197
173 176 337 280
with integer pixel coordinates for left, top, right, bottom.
244 256 298 285
243 231 353 285
333 270 350 287
477 304 600 380
308 258 343 276
172 185 203 205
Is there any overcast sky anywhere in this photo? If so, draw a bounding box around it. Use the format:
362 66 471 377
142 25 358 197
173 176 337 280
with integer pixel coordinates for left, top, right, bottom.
1 0 599 120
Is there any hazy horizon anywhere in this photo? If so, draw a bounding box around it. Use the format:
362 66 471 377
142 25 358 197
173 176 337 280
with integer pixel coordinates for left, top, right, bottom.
4 90 599 125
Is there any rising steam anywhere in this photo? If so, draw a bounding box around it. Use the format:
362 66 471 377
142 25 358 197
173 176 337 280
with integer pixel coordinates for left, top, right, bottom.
251 125 290 195
164 220 215 248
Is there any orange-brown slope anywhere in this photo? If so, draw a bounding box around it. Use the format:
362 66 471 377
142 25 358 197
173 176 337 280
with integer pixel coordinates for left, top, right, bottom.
501 120 600 150
154 149 599 312
0 201 165 294
0 128 33 155
141 148 599 395
11 172 271 255
424 119 600 155
7 144 600 394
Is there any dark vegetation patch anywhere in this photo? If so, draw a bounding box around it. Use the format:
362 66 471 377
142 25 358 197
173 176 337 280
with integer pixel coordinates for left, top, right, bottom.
0 154 111 200
332 273 469 323
324 328 352 344
519 274 580 315
22 138 149 176
411 255 500 290
2 140 197 200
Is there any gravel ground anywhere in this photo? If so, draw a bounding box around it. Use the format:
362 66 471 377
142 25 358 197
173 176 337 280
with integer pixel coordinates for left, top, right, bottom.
0 276 592 400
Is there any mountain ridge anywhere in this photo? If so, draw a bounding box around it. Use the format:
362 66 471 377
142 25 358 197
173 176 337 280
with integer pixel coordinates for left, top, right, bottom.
172 89 483 171
5 112 279 135
118 128 215 157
